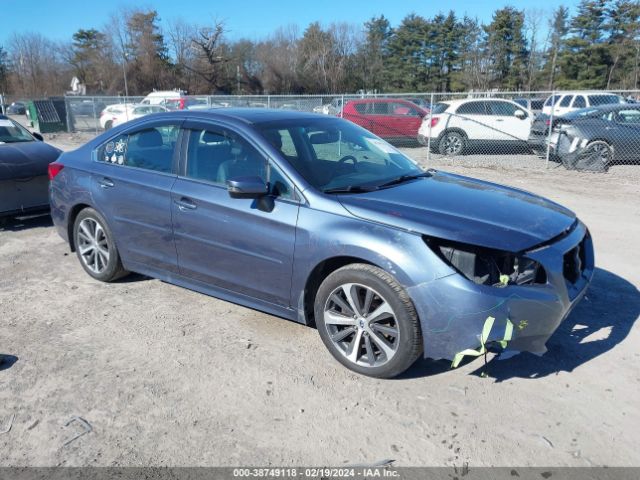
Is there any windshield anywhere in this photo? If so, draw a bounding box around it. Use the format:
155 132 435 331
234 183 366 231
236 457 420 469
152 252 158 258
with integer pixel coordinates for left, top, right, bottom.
0 118 34 144
257 118 423 193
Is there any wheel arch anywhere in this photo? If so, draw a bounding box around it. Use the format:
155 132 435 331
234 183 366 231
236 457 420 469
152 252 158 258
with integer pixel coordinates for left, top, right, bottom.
302 256 379 328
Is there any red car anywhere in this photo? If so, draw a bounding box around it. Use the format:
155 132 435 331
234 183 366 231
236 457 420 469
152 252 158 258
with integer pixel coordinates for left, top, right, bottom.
342 98 428 143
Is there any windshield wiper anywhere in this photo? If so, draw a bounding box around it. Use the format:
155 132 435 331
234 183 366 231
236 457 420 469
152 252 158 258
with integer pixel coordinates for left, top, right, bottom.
323 185 379 194
376 171 432 189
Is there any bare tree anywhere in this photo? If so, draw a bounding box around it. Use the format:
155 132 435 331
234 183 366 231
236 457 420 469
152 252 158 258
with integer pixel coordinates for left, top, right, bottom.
187 21 230 93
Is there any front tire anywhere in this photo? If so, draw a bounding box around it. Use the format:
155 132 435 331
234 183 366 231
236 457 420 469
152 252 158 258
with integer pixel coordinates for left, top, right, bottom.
73 208 128 282
438 131 466 156
314 264 423 378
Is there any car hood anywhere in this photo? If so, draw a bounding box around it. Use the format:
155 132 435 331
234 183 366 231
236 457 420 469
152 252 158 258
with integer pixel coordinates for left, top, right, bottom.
337 171 576 252
0 141 61 181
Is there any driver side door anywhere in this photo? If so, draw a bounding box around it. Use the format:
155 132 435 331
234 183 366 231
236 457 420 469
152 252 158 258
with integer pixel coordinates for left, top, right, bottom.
170 121 300 308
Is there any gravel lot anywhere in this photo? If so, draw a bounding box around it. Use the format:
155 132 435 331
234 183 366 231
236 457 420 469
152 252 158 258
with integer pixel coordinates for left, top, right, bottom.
0 129 639 467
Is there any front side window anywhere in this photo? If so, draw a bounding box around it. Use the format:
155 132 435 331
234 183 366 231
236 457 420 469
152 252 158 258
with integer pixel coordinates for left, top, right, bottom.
488 101 521 116
588 95 624 106
389 102 420 116
185 128 267 185
185 127 292 198
97 124 178 173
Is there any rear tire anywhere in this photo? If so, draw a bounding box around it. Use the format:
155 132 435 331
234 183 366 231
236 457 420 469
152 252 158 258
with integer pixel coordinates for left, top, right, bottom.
314 264 423 378
73 208 128 282
438 131 466 156
104 120 113 130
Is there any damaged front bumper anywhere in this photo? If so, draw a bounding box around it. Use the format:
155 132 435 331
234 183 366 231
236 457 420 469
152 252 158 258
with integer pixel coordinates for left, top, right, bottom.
408 221 594 361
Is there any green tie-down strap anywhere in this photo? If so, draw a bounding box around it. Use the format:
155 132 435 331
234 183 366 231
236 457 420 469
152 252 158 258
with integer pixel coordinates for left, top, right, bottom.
451 316 514 369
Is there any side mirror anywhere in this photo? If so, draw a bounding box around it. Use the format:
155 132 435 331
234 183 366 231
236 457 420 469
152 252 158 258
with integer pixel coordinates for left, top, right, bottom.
514 110 527 119
227 176 269 199
32 132 44 141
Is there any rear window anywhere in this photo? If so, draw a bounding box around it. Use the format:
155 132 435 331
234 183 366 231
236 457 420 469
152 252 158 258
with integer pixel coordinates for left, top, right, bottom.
588 95 623 106
431 103 449 114
544 95 562 106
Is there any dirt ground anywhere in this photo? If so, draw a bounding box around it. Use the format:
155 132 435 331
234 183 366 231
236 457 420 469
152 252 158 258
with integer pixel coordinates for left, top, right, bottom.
0 131 639 467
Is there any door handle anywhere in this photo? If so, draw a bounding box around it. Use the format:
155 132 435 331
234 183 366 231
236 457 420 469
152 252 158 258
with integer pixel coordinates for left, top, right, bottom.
175 197 197 211
495 119 504 122
98 177 115 188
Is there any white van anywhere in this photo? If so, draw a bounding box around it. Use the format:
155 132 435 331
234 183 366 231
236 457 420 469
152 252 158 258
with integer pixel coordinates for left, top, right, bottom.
140 90 186 106
542 92 625 117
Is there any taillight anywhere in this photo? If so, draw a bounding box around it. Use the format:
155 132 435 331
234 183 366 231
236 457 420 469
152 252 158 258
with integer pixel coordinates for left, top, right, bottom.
48 162 64 180
545 119 551 126
430 117 440 128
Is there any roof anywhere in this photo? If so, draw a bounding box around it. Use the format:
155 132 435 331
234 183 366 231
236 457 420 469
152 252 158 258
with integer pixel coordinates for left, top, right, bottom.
175 108 328 125
435 98 520 107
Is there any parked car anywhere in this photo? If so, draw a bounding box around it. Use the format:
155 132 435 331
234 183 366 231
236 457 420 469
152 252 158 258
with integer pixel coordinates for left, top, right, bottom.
0 115 61 219
70 100 107 117
342 98 428 144
49 108 593 378
314 98 344 115
540 104 640 171
417 98 533 155
541 92 625 117
99 104 138 130
6 101 27 115
140 90 186 106
161 97 209 111
108 105 168 128
514 98 545 115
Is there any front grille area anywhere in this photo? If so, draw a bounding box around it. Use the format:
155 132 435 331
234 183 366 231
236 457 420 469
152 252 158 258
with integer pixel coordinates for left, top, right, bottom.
563 235 587 284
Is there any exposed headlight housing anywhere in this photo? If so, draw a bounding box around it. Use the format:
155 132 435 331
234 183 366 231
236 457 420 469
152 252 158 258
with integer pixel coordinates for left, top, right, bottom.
424 236 547 287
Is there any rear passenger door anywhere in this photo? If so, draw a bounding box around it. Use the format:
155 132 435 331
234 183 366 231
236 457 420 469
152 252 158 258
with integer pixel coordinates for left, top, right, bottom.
91 121 181 274
170 121 300 308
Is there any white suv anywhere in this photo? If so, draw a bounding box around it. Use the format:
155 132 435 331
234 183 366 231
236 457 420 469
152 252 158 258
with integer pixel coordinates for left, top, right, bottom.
541 92 625 117
417 98 533 156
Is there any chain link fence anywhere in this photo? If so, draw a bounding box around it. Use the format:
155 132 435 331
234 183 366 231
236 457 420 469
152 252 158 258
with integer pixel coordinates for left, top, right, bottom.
4 90 640 174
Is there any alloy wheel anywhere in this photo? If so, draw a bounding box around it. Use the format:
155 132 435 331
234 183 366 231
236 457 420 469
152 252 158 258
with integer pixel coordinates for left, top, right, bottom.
443 134 463 155
323 283 400 368
77 218 110 274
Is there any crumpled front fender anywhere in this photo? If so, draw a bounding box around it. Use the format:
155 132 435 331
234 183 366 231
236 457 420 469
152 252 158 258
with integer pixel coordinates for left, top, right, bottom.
407 222 594 361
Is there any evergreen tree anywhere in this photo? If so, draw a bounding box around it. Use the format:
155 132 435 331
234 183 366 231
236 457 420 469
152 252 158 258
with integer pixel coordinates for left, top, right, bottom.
484 7 528 90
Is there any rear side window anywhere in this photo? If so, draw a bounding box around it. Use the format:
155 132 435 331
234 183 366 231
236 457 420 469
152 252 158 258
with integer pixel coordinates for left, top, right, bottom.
97 125 179 173
572 96 586 108
559 95 573 107
456 101 487 115
389 102 420 116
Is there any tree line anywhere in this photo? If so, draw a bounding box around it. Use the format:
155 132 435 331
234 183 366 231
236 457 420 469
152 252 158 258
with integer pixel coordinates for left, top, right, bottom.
0 0 638 98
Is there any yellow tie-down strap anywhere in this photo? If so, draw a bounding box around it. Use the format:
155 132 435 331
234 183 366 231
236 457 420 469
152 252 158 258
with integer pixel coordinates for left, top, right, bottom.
451 316 514 369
